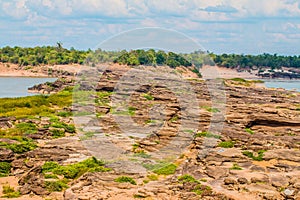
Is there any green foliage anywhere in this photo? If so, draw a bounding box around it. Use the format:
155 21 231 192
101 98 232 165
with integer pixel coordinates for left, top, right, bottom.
242 150 266 161
0 137 37 153
153 163 177 175
0 89 72 119
178 174 199 183
133 151 151 158
214 53 300 69
113 49 192 68
15 122 37 134
50 129 65 138
0 45 87 66
230 163 243 170
42 157 110 180
147 174 158 181
114 176 137 185
245 128 254 135
201 106 220 113
45 180 69 192
79 132 95 140
44 173 59 179
143 93 154 101
50 122 75 133
2 185 20 198
0 162 11 177
194 131 221 139
218 141 234 148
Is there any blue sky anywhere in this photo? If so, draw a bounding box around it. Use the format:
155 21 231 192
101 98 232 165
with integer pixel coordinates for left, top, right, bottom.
1 0 300 54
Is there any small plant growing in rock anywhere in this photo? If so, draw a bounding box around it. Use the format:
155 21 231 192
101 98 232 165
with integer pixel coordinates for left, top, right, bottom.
0 162 11 177
143 93 154 101
114 176 137 185
2 185 20 198
194 131 221 139
147 174 158 181
245 128 254 135
178 174 199 183
153 163 177 175
45 179 69 192
242 150 266 161
218 141 234 148
230 163 242 170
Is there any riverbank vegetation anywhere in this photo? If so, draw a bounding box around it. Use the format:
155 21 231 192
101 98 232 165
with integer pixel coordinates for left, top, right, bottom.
2 45 300 69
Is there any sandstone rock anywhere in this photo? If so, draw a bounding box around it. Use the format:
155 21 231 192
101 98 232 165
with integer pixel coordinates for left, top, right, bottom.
237 177 248 184
0 147 14 161
206 166 228 179
224 177 236 185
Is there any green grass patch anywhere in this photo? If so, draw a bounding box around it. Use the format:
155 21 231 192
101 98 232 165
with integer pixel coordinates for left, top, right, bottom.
245 128 254 135
15 122 37 135
114 176 137 185
143 93 154 101
153 163 177 175
194 131 221 139
201 106 220 113
178 174 199 183
79 132 95 140
147 174 158 181
230 163 242 170
2 185 20 198
42 157 110 180
242 150 266 161
218 141 234 148
133 151 151 158
0 162 11 177
45 180 69 192
0 137 37 153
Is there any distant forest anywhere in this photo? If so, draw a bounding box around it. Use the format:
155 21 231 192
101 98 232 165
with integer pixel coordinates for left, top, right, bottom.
1 45 300 69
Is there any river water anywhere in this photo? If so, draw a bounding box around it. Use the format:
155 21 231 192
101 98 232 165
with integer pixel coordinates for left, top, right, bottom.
0 77 57 98
0 77 298 98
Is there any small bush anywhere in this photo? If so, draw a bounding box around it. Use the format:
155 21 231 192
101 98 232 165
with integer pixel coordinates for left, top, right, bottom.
45 180 68 192
114 176 137 185
143 93 154 101
242 150 266 161
194 132 221 139
147 174 158 181
0 137 37 153
230 163 242 170
0 162 11 177
178 174 199 183
15 122 37 134
218 141 234 148
2 185 20 198
153 163 177 175
245 128 254 134
42 157 109 180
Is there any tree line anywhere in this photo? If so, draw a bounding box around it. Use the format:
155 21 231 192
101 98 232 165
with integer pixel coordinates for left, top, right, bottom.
212 53 300 69
1 45 300 69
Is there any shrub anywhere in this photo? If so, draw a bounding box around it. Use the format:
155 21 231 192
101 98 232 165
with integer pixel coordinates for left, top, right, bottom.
0 137 37 153
45 180 68 192
242 150 266 161
178 174 199 183
194 132 221 139
15 122 37 134
2 185 20 198
0 162 11 177
245 128 254 135
230 163 242 170
114 176 137 185
42 157 109 180
218 141 234 148
143 93 154 101
153 163 177 175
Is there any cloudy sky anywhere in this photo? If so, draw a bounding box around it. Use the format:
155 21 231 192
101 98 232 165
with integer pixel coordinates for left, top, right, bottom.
1 0 300 54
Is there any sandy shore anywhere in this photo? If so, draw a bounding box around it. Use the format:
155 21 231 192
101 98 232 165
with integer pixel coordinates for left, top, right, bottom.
200 65 258 79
